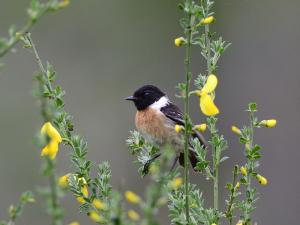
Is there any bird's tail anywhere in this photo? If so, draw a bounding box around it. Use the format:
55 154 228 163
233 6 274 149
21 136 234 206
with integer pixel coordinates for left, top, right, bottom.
178 149 199 171
178 130 207 172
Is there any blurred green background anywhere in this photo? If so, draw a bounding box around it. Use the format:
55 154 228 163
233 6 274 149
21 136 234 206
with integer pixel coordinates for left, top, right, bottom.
0 0 299 224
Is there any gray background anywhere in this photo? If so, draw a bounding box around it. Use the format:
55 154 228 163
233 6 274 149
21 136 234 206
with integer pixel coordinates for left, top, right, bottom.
0 0 299 224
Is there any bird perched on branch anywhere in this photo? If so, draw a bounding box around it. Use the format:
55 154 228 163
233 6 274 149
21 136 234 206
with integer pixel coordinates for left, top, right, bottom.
125 85 206 171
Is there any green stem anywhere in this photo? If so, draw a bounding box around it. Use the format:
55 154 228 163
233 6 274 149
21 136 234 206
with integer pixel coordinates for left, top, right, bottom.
183 0 193 223
47 158 62 225
26 33 62 225
203 3 220 210
244 112 255 224
213 158 219 210
205 24 212 74
7 220 15 225
0 6 49 58
226 165 238 225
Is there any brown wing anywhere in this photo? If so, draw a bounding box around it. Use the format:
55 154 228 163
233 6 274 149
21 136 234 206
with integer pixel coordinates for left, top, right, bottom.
161 103 207 147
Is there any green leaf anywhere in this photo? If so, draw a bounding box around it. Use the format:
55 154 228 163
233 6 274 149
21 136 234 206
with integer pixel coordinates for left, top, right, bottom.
220 156 229 163
196 161 209 170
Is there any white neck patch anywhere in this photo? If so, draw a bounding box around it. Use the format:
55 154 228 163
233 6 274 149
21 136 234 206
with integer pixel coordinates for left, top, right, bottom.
150 96 169 110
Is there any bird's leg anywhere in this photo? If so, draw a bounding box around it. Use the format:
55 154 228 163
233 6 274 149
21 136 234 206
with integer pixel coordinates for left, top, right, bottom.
142 153 161 175
170 155 179 172
151 153 162 161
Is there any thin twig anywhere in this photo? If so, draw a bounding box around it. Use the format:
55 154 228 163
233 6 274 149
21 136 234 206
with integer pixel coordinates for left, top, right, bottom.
183 0 193 223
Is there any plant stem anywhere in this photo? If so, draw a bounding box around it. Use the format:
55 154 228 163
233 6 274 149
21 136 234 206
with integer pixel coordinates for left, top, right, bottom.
0 6 49 58
203 3 220 209
7 220 15 225
226 165 238 225
213 158 219 210
183 0 193 223
47 158 62 225
205 24 212 74
244 112 255 224
26 33 62 225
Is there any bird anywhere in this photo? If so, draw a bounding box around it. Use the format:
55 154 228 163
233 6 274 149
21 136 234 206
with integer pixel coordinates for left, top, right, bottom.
125 85 206 171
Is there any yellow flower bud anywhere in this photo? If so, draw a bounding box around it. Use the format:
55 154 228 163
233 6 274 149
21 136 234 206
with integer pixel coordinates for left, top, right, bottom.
260 119 277 128
58 0 70 8
194 123 207 132
92 199 108 210
58 173 70 188
235 182 241 190
231 126 242 136
240 166 247 176
175 124 184 133
236 220 243 225
69 222 80 225
174 37 186 47
89 211 104 223
125 191 141 204
128 210 140 221
76 185 89 204
211 223 217 225
256 174 268 185
169 177 183 190
199 16 215 26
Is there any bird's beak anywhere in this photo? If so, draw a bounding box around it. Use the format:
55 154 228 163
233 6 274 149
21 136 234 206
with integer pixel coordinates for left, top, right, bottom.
125 96 137 101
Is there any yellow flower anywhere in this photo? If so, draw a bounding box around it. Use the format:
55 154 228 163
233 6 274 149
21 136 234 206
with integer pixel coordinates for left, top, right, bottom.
58 0 70 8
69 222 80 225
235 182 241 190
256 174 268 185
231 126 242 136
211 224 217 225
76 185 89 204
169 177 183 190
58 173 70 188
174 37 186 47
125 191 141 204
40 122 62 159
128 210 140 221
196 74 219 116
41 141 59 160
240 166 247 176
202 74 218 94
194 123 207 132
89 211 104 223
41 122 62 143
92 199 108 211
175 124 184 133
260 119 277 128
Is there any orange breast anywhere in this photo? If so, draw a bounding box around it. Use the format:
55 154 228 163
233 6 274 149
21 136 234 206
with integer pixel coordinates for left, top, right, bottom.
135 108 168 144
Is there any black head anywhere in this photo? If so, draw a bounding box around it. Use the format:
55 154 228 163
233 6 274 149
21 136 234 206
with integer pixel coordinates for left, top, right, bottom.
125 85 166 110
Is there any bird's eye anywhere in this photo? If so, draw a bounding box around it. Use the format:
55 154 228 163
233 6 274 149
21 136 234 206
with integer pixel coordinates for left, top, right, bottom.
144 92 150 96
